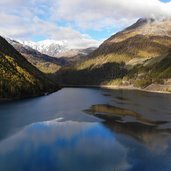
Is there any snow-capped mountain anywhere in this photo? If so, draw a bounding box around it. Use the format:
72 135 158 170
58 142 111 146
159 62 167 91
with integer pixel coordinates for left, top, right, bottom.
6 38 69 73
18 40 69 57
6 37 97 66
55 47 97 63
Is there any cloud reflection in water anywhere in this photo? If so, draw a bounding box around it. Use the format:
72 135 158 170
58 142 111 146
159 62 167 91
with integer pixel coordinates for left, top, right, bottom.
0 120 130 171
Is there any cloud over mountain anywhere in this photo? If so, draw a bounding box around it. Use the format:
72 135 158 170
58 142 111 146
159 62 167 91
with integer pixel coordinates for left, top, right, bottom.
52 0 171 28
0 0 170 48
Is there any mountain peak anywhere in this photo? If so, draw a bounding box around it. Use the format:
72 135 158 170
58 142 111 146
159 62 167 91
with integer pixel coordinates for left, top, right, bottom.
0 35 58 98
125 18 156 31
18 40 69 57
106 18 171 45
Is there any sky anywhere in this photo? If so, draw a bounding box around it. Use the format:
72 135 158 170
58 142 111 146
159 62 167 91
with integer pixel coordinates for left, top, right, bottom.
0 0 171 48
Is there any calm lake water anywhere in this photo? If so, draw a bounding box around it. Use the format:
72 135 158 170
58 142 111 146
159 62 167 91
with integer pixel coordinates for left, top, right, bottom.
0 88 171 171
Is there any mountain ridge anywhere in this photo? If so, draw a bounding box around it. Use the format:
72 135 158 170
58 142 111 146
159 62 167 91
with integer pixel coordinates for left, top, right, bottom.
56 18 171 92
0 36 59 99
19 40 68 57
7 38 97 72
7 38 67 73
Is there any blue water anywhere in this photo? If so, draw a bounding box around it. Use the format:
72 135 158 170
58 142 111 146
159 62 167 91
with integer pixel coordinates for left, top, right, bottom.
0 88 171 171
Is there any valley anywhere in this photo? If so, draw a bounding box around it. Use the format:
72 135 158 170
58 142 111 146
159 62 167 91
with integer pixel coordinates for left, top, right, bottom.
0 36 59 99
55 18 171 93
1 1 171 171
1 18 171 99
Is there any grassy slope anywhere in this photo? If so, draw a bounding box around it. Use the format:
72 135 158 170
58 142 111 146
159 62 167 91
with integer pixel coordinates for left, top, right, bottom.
20 53 61 74
77 35 171 70
126 52 171 88
0 36 59 99
56 19 171 91
8 40 62 74
56 37 171 86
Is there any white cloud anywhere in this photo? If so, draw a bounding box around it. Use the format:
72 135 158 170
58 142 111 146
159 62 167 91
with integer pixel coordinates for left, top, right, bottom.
32 17 102 48
52 0 171 29
0 0 171 48
0 0 102 48
0 0 23 6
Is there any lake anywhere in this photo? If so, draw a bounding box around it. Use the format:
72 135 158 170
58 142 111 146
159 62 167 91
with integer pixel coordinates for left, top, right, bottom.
0 88 171 171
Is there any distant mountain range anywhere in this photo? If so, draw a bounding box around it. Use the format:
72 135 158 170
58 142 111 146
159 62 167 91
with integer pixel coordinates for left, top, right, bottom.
0 36 59 99
56 47 97 63
1 18 171 100
19 40 68 57
16 39 97 59
7 38 96 73
7 38 67 73
57 18 171 92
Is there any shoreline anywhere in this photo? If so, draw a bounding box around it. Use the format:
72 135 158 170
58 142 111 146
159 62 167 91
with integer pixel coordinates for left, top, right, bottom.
0 85 170 102
101 85 171 95
0 87 61 102
63 84 171 95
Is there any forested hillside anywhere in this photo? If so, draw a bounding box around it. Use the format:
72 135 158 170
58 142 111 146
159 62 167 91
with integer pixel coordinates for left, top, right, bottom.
0 36 59 99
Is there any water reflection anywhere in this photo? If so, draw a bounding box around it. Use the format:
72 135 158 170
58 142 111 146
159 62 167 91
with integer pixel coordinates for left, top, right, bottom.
0 120 130 171
0 88 106 141
0 119 171 171
85 104 169 126
0 88 171 171
103 121 171 149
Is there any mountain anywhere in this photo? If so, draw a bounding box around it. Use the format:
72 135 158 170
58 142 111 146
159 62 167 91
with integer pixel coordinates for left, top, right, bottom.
0 36 59 99
20 40 68 57
56 18 171 92
9 39 96 69
77 18 171 69
55 47 97 63
20 40 96 59
7 39 68 73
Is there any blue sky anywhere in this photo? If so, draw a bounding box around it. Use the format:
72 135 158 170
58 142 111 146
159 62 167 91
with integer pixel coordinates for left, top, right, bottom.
161 0 171 2
0 0 171 48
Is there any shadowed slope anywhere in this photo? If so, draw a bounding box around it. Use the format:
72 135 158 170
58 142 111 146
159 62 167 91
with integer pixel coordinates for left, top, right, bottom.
0 36 59 99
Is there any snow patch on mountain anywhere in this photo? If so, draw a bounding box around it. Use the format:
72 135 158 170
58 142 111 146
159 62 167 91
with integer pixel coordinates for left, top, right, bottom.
18 40 69 57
